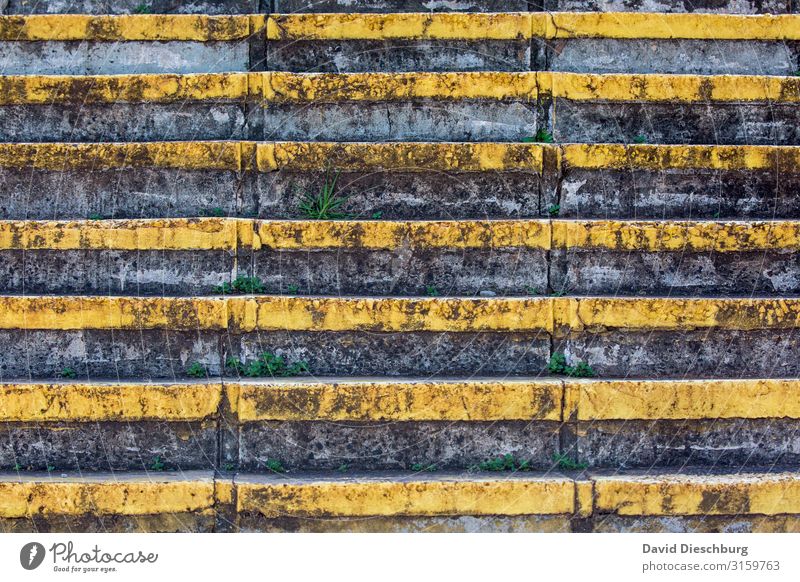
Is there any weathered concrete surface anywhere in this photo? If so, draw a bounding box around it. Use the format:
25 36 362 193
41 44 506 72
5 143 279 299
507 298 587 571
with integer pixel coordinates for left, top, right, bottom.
0 168 241 220
268 40 531 72
0 421 216 471
577 419 800 469
0 41 250 75
592 515 800 533
238 420 560 470
264 102 537 142
3 0 257 13
273 0 530 12
552 102 800 145
245 248 548 295
0 513 216 533
547 0 793 13
0 250 234 295
552 249 800 296
0 330 221 380
0 104 247 142
239 514 572 533
556 168 800 219
546 39 800 76
252 171 542 220
559 330 800 378
228 331 550 376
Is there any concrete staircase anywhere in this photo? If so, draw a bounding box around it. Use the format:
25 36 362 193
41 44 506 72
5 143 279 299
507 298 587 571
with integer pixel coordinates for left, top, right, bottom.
0 1 799 533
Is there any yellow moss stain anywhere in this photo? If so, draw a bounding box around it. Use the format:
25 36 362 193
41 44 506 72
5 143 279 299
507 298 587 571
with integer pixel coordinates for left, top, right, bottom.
237 477 576 518
0 383 222 422
234 378 563 422
594 473 800 516
573 378 800 421
0 477 215 518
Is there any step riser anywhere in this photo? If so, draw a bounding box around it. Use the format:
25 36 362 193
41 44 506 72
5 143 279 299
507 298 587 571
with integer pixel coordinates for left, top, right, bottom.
0 41 250 75
273 1 530 12
2 0 258 14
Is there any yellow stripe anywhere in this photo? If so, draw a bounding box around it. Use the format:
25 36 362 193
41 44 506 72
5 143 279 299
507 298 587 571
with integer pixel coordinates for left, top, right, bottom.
545 12 800 41
0 73 249 105
0 473 215 517
542 72 800 102
237 476 576 517
573 378 800 421
233 378 563 422
261 71 538 102
552 220 800 252
0 14 258 41
259 142 543 172
561 144 800 171
0 383 222 422
267 12 532 40
0 218 239 250
0 296 227 330
0 142 244 171
594 473 800 516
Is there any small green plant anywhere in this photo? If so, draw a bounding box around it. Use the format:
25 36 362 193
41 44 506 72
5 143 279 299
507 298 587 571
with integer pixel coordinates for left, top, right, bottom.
477 454 532 472
186 361 207 378
226 352 309 378
525 286 542 296
265 459 286 473
286 283 299 294
425 285 440 297
549 289 568 297
46 465 55 472
133 3 152 13
202 207 225 217
13 463 21 471
371 211 383 219
214 275 265 295
523 129 554 144
60 367 77 379
88 213 104 220
794 70 800 77
337 464 350 473
547 353 595 378
410 462 437 472
298 167 349 219
633 135 647 144
222 463 236 472
547 204 560 217
552 453 587 471
150 456 165 471
712 211 721 219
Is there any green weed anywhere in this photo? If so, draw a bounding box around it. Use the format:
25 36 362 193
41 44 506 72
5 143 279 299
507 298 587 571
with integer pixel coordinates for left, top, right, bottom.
150 456 166 471
214 275 265 295
265 459 286 473
186 361 207 378
547 204 560 217
226 352 309 378
552 453 587 471
298 167 349 219
547 353 595 378
523 129 554 143
425 285 440 297
410 462 437 472
60 367 77 379
477 454 532 472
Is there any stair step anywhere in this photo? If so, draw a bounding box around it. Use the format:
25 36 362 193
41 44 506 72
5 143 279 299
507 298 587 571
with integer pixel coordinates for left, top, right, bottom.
0 295 797 378
2 141 799 220
0 72 797 142
1 377 797 472
1 469 797 532
2 217 800 295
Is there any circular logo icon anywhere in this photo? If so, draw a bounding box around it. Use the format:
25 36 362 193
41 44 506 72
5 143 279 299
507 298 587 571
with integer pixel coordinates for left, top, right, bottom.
20 542 46 570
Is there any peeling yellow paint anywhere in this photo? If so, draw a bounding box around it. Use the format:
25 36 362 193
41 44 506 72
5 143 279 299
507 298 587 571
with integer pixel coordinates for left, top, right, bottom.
261 142 543 172
0 475 215 517
561 144 800 171
0 14 256 41
234 378 563 422
573 378 800 421
594 473 800 516
0 218 239 250
0 383 222 422
267 12 532 40
0 141 245 171
237 477 576 517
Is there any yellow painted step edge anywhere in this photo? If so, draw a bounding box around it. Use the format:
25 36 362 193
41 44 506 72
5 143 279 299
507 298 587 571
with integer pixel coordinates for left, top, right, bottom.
1 296 799 333
3 13 796 42
1 72 797 104
1 142 798 172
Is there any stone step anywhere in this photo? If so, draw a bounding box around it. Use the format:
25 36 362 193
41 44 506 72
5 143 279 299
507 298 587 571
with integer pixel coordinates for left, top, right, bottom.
4 377 795 471
1 469 797 532
0 72 797 142
3 217 800 296
2 141 799 220
0 295 798 378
